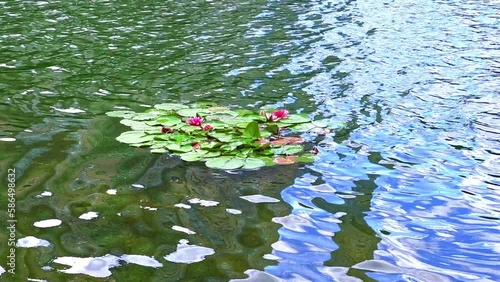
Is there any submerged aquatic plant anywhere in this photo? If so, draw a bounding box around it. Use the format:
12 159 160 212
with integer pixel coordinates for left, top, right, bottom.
106 103 341 170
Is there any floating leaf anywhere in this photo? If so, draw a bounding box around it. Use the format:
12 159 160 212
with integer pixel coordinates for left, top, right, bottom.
273 156 297 164
180 150 220 162
154 103 189 111
243 121 261 140
177 108 211 117
116 131 153 144
201 141 222 149
131 112 160 121
207 106 231 112
120 119 157 131
280 114 311 124
221 142 243 151
151 141 169 149
265 124 279 134
165 143 192 153
206 157 245 170
295 154 315 163
272 145 304 155
154 115 182 126
242 158 266 170
106 110 136 118
270 137 305 145
208 132 235 142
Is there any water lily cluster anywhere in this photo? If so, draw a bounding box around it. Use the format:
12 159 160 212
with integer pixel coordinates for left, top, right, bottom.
106 103 336 170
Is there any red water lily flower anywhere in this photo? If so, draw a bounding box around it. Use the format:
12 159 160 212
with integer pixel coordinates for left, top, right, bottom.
187 117 204 126
272 109 289 120
202 124 214 131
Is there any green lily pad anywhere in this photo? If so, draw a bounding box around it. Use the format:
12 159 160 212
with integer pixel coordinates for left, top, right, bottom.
165 143 192 153
271 144 304 155
177 108 211 117
120 119 157 131
208 132 235 142
154 115 182 126
131 112 160 121
295 154 315 163
206 156 245 170
243 121 261 140
116 131 153 144
241 158 266 169
154 103 189 111
106 110 136 118
180 150 220 162
280 114 311 124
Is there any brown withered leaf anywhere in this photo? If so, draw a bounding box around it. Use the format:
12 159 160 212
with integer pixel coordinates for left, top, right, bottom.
273 156 297 165
191 142 201 151
270 137 305 146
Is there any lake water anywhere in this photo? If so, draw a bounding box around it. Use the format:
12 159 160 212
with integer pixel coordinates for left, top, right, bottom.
1 0 499 281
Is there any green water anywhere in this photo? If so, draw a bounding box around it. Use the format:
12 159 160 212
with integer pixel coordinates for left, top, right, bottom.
0 1 376 281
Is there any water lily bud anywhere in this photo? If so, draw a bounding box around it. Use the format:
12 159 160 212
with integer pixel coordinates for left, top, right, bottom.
202 124 214 131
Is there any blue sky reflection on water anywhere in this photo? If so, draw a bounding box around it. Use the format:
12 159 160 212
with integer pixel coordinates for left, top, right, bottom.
260 0 500 281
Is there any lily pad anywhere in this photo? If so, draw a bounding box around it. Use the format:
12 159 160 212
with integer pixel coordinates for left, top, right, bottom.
106 110 136 118
206 157 245 170
154 115 182 126
272 145 304 155
131 112 160 121
242 121 261 140
177 108 211 117
273 156 297 165
165 143 192 153
241 158 266 170
116 131 153 144
154 103 189 111
280 114 311 124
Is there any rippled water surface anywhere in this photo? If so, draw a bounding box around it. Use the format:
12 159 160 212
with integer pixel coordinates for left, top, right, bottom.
1 0 499 281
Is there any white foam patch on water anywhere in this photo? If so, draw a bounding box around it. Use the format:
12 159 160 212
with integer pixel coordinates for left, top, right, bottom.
142 206 158 211
120 255 163 268
33 219 62 228
36 191 52 198
79 212 99 220
240 195 280 203
164 239 215 264
53 255 120 278
175 203 191 209
188 198 219 207
16 236 50 248
131 184 145 189
172 225 196 235
106 189 117 195
226 208 242 215
51 107 86 114
0 138 16 142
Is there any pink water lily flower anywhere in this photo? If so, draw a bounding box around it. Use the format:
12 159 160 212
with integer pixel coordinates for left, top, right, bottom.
202 124 214 131
272 109 289 120
187 116 204 126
